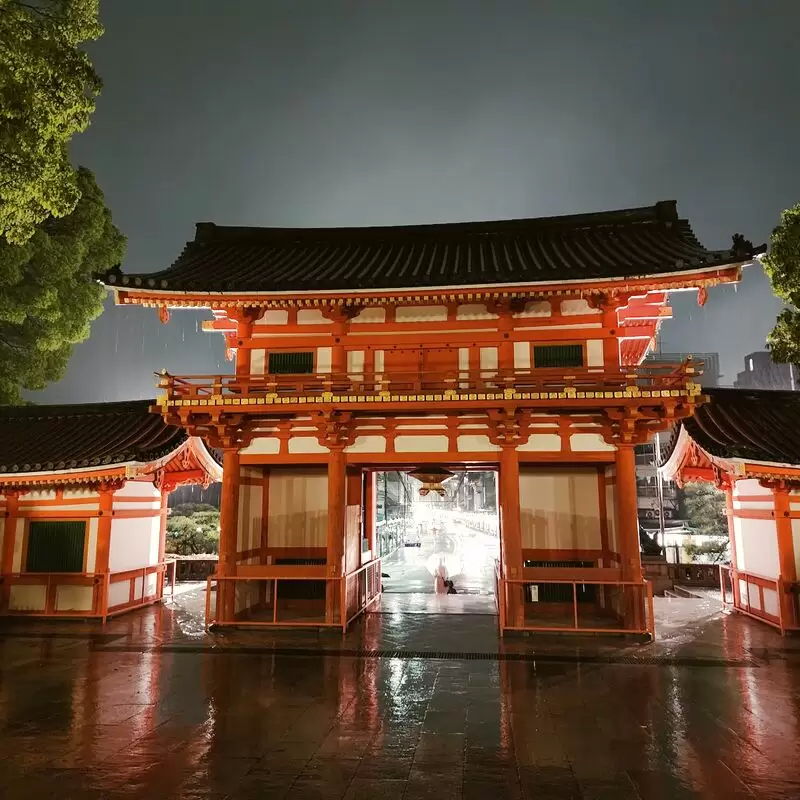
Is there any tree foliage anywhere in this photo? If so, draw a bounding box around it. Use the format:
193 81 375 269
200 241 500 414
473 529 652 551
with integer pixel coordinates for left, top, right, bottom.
0 0 103 244
0 166 125 404
764 203 800 363
166 504 220 556
682 482 727 537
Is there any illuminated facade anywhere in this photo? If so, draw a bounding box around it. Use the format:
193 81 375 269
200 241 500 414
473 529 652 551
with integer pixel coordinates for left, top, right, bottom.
101 200 763 634
0 401 221 619
661 387 800 633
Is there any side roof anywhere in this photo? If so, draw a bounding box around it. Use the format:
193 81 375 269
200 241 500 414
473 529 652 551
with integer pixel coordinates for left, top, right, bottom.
662 387 800 467
0 399 217 476
100 200 765 295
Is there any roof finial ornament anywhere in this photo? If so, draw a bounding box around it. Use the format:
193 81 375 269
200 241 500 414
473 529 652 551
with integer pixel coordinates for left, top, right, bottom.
731 233 754 257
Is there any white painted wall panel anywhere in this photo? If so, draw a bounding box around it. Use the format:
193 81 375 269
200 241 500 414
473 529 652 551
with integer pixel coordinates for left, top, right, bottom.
519 468 602 550
586 340 604 367
396 306 448 323
518 433 562 452
316 346 332 373
268 468 328 548
242 437 281 455
395 435 449 453
109 517 159 573
56 585 94 611
570 433 614 452
9 585 46 611
737 517 779 578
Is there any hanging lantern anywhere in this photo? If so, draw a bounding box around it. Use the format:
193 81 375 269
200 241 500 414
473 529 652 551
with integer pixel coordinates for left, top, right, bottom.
408 466 455 497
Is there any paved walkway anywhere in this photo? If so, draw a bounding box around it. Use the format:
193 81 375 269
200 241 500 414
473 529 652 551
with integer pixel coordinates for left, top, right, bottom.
0 594 799 798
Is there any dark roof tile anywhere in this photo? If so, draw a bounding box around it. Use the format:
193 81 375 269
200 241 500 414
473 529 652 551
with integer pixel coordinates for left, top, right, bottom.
101 201 765 294
0 400 189 475
663 388 800 466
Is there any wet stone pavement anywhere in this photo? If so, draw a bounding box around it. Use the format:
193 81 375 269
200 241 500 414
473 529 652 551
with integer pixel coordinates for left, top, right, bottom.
1 592 800 798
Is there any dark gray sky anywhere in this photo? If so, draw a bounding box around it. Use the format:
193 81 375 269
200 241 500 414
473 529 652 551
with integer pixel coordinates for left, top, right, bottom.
34 0 800 402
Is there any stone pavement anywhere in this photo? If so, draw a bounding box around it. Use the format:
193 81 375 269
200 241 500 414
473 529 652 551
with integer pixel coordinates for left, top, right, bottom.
1 593 799 799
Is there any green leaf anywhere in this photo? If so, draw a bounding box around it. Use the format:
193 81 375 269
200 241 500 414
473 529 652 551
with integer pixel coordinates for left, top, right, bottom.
0 166 126 404
0 0 103 243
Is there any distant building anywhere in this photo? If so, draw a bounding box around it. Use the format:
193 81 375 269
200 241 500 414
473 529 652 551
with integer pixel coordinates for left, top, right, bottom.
644 351 721 388
637 351 720 532
734 351 798 390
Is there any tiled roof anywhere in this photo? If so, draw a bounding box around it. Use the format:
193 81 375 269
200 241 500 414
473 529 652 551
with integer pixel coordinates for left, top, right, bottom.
0 400 191 475
664 388 800 466
101 201 765 294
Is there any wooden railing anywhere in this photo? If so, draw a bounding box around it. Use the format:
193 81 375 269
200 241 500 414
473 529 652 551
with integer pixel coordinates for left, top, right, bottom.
0 560 176 620
205 559 382 632
497 575 655 638
719 565 799 634
156 361 698 406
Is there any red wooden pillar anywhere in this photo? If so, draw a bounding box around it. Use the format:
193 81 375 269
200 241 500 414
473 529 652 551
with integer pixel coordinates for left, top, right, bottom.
326 447 346 623
94 485 115 616
1 492 22 611
364 471 376 557
219 449 241 622
724 482 741 609
499 445 523 627
615 443 644 629
157 490 168 599
773 485 798 629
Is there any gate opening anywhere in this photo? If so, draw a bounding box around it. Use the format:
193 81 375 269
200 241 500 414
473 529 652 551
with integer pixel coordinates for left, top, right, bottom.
375 469 500 613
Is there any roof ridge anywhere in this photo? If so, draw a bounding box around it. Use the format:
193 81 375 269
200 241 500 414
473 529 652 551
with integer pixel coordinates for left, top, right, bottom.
192 200 679 243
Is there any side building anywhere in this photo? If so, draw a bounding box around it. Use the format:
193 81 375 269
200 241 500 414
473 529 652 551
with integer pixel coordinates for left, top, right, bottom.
637 351 721 533
100 200 763 635
0 401 221 619
661 387 800 633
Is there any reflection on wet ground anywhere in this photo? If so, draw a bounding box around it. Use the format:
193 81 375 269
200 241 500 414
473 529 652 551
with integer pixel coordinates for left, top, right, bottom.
1 595 800 798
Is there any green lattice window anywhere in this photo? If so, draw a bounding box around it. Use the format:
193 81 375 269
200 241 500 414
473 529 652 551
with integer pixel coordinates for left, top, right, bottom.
268 351 314 375
533 344 584 369
26 521 86 573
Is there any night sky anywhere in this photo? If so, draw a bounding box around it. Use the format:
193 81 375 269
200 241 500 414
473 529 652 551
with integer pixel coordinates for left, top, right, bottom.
32 1 800 403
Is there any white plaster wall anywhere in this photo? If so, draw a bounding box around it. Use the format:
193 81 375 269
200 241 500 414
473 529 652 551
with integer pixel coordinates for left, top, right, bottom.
258 309 289 325
395 435 449 453
109 516 160 573
62 487 98 500
288 437 329 454
734 479 772 497
9 585 46 611
347 350 365 375
736 517 779 578
55 585 94 612
374 350 385 372
12 518 24 572
514 301 551 318
605 469 618 555
457 435 500 453
792 518 800 580
570 433 614 452
480 347 498 371
518 433 562 452
316 346 332 373
763 588 779 617
86 517 99 573
251 349 265 375
513 341 531 369
242 437 281 455
519 468 602 550
456 303 497 320
396 305 448 323
586 340 604 367
268 468 328 547
107 581 130 608
297 309 331 325
237 479 263 553
115 481 159 499
346 436 387 454
561 299 599 315
351 307 386 324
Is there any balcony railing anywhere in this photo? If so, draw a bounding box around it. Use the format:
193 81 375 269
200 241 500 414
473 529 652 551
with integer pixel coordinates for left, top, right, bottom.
157 361 699 409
